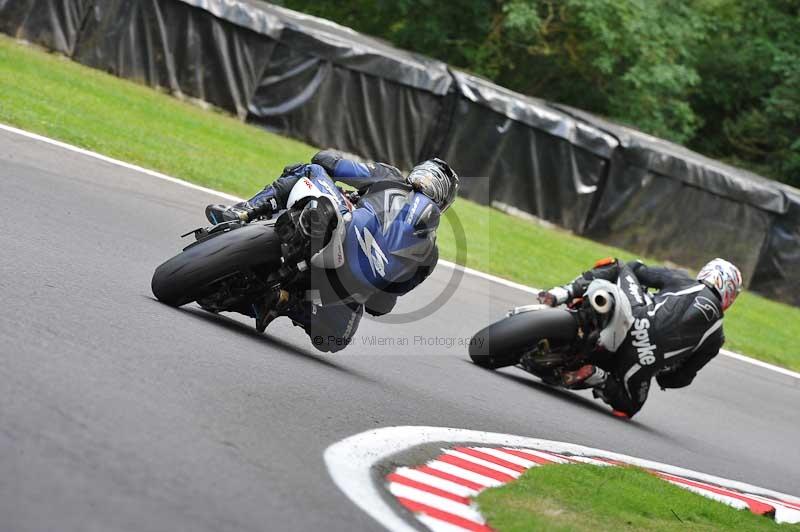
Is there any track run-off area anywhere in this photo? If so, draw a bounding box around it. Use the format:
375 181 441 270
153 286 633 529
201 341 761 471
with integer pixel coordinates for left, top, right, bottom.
0 125 798 531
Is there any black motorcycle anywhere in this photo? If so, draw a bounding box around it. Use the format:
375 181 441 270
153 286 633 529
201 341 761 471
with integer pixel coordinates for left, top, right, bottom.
151 191 353 328
468 288 617 385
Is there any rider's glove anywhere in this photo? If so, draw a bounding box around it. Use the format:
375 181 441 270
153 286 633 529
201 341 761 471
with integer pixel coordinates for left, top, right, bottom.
537 291 556 306
537 286 570 307
311 150 342 176
281 162 305 177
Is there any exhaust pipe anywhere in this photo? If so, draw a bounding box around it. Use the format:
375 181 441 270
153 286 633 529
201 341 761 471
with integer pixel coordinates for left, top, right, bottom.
590 289 614 314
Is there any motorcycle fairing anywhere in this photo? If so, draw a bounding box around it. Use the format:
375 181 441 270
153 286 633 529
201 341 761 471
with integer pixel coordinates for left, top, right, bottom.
306 164 352 214
286 177 347 270
586 278 634 352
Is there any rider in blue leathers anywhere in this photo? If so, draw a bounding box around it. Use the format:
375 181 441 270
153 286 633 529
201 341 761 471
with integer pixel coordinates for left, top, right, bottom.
205 150 459 353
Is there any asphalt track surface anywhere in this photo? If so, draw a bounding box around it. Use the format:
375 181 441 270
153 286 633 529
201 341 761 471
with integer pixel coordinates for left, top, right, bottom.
1 128 798 532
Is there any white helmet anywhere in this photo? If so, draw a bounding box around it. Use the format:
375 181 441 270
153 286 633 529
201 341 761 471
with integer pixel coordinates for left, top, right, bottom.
697 258 742 311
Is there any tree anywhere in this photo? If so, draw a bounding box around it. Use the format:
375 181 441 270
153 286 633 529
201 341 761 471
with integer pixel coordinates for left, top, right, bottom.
492 0 707 143
690 0 800 186
277 0 800 186
274 0 493 69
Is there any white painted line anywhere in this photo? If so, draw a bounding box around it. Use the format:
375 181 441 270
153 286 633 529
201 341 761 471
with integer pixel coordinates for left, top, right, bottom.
471 447 537 469
773 505 800 525
416 514 473 532
0 123 244 202
388 483 485 524
426 461 502 488
442 450 521 478
324 426 800 530
508 448 570 464
435 259 538 295
746 493 800 524
718 348 800 379
393 468 479 498
1 121 798 380
662 480 748 510
552 454 611 467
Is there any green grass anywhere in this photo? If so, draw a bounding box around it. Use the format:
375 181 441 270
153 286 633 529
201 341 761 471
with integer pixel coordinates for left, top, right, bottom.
0 36 316 196
476 464 799 531
438 198 800 370
1 35 798 370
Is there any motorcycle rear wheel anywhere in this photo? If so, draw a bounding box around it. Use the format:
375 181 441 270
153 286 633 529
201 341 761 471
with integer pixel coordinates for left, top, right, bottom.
151 222 282 307
469 309 577 369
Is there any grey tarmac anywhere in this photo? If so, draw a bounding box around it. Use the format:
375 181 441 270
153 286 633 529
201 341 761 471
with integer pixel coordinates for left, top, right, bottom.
0 129 798 532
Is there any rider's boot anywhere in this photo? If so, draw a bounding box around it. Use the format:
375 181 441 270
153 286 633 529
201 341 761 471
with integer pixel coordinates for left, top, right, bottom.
561 364 607 389
206 188 279 225
205 203 252 225
253 288 290 333
592 383 633 419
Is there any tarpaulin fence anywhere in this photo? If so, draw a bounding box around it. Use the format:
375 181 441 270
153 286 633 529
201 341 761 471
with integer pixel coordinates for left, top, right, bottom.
2 0 799 305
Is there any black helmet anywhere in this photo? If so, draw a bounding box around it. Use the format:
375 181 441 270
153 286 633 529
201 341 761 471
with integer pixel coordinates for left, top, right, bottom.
406 158 459 212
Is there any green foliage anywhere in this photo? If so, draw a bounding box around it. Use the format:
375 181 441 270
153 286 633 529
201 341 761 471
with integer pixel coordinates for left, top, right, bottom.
690 0 800 187
277 0 800 187
274 0 493 70
0 36 316 198
495 0 706 142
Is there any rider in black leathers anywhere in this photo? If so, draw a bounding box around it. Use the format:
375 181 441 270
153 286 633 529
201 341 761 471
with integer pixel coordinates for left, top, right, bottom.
538 257 742 418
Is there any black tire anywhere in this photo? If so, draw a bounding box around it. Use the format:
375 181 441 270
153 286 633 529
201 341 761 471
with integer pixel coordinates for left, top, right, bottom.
151 223 282 307
469 309 577 369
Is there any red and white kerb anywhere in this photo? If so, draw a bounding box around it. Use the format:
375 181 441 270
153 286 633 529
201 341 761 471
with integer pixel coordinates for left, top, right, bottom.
386 446 800 532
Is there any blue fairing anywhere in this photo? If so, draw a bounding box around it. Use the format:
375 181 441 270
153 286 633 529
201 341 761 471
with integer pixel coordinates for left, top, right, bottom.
343 191 439 290
286 163 439 293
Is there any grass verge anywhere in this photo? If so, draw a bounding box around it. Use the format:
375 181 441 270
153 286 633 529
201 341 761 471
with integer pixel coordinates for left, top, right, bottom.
1 35 798 370
476 464 798 531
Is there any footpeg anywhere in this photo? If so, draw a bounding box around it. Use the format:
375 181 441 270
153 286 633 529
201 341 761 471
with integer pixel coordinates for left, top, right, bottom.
255 289 290 333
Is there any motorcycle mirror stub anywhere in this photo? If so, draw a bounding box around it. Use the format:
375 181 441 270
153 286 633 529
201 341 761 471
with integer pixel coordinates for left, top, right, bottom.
507 303 552 317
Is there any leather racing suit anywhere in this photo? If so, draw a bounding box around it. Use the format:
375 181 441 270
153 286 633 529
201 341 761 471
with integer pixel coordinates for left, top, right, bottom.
561 260 726 417
240 150 440 352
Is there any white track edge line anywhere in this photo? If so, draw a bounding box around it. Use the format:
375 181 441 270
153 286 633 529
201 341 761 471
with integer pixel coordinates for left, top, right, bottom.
416 514 473 532
717 348 799 379
2 121 798 380
0 123 243 203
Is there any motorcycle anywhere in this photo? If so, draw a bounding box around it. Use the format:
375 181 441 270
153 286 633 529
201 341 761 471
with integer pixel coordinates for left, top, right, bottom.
151 177 357 327
468 282 625 386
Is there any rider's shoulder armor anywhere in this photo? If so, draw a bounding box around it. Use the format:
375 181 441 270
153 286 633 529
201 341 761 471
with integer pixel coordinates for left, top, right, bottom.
343 186 440 291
